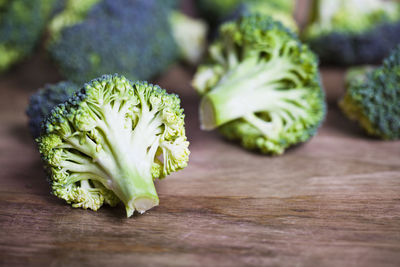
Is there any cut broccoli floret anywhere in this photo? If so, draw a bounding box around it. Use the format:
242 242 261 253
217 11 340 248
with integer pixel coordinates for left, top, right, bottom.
26 81 79 139
339 46 400 140
0 0 57 72
37 74 189 216
47 0 206 83
303 0 400 65
192 15 325 155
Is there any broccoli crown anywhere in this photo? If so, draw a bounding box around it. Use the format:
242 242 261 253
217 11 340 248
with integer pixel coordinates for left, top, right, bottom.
196 0 242 26
196 0 296 29
192 15 325 155
47 0 101 42
304 0 400 65
48 0 179 84
26 81 79 139
233 0 298 32
339 46 400 140
0 0 56 72
37 74 189 216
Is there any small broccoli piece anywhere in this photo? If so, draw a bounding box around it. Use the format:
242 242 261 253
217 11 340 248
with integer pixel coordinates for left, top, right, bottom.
26 81 79 139
37 74 189 216
303 0 400 65
339 46 400 140
233 0 298 32
0 0 56 72
47 0 180 84
169 11 208 65
192 15 325 155
196 0 296 28
195 0 242 27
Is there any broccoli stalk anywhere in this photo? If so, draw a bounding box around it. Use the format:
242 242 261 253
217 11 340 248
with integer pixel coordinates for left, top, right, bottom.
200 55 311 130
38 75 189 216
193 16 325 154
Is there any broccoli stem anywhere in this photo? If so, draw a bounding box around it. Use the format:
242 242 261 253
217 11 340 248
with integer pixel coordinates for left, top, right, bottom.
200 57 306 130
100 105 161 216
64 103 161 217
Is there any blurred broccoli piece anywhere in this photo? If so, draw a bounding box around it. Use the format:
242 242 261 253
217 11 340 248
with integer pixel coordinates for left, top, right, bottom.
47 0 206 84
233 0 298 32
26 81 79 139
196 0 242 27
192 15 325 155
47 0 101 42
0 0 57 72
339 46 400 140
344 65 376 86
196 0 296 28
36 74 189 216
303 0 400 65
169 11 208 65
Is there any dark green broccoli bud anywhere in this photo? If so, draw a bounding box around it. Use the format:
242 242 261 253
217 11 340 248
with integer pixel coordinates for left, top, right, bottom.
37 74 190 216
339 46 400 140
192 15 325 155
0 0 57 72
303 0 400 65
26 81 79 139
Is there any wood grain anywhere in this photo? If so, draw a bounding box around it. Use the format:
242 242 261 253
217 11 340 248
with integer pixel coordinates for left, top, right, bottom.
1 38 400 267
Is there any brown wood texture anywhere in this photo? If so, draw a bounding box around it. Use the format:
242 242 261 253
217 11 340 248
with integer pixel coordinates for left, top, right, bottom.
0 50 400 266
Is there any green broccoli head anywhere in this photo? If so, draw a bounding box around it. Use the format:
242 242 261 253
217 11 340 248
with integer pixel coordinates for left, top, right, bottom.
303 0 400 65
196 0 242 25
196 0 296 32
192 15 325 155
37 74 190 216
339 46 400 140
0 0 56 72
47 0 180 83
235 0 298 32
306 0 400 37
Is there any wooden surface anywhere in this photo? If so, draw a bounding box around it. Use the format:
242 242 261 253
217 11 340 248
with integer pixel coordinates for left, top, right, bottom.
1 52 400 267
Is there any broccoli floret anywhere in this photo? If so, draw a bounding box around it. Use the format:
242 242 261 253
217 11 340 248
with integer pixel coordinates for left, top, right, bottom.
48 0 179 84
169 11 208 65
196 0 296 28
303 0 400 65
192 15 325 155
195 0 242 27
339 46 400 140
0 0 56 72
47 0 206 84
36 74 189 216
26 81 79 139
232 0 298 32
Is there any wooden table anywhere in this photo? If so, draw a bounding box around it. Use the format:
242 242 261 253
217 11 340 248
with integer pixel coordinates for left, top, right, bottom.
1 53 400 266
